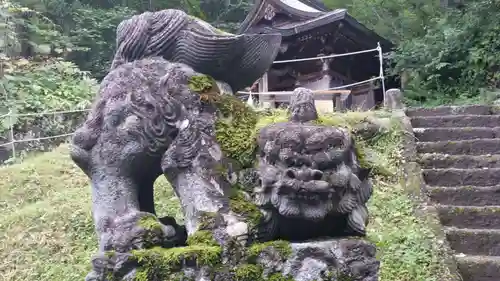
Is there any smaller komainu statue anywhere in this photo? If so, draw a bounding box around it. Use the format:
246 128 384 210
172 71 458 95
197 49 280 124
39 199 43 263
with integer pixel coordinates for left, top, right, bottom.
249 88 373 241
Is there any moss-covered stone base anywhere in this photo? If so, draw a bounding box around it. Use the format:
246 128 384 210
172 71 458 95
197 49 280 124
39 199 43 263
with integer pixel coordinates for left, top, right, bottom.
99 237 377 281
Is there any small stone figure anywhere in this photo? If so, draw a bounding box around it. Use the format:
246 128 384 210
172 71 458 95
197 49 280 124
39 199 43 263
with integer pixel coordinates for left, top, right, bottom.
254 88 373 241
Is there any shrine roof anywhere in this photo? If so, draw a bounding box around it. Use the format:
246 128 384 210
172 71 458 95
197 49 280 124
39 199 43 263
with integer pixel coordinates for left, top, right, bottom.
238 0 393 50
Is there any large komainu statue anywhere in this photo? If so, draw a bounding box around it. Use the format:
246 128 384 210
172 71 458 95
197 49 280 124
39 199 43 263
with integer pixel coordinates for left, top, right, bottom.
71 9 378 281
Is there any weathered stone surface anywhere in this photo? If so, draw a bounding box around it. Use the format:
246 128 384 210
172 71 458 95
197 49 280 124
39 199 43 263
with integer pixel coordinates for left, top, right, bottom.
71 58 257 280
418 154 500 169
423 168 500 187
71 63 379 280
408 104 500 281
112 9 282 91
426 185 500 206
416 139 500 155
445 228 500 256
88 238 379 281
383 88 403 110
411 115 500 128
437 205 500 229
254 88 373 241
413 127 500 142
456 255 500 281
72 14 379 280
406 105 494 117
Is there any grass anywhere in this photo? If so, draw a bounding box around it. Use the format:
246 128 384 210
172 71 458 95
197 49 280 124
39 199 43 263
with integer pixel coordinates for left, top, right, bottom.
0 145 181 281
0 110 452 281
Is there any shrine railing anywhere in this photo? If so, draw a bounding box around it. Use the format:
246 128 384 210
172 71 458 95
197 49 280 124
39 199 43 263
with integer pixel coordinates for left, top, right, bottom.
237 43 386 110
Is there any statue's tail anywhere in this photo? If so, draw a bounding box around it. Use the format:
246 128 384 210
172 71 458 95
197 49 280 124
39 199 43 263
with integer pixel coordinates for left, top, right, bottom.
110 9 282 91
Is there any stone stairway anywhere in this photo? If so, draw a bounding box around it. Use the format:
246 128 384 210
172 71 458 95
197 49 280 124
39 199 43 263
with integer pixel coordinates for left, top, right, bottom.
407 105 500 281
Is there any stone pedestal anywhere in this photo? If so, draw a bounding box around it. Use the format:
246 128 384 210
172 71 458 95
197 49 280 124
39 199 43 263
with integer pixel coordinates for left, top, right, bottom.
89 238 379 281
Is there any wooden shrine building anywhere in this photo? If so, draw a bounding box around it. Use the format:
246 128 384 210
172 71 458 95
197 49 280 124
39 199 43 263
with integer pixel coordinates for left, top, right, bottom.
238 0 399 111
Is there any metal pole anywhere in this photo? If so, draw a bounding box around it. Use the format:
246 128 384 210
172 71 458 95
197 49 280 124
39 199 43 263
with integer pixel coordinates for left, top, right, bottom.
377 42 386 95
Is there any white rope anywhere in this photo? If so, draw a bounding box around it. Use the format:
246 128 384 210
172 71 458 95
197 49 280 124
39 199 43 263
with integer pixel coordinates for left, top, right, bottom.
246 92 256 107
0 108 90 118
0 45 386 156
0 141 14 148
272 47 379 64
329 76 381 90
0 109 89 152
237 76 382 95
0 132 75 147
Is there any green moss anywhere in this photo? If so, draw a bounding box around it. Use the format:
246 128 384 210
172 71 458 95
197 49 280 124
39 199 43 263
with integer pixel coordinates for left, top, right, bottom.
247 240 292 261
138 215 162 231
188 74 215 93
132 245 222 280
254 109 289 131
188 74 220 104
133 269 149 281
104 250 115 258
228 188 262 227
337 273 355 281
214 95 259 168
186 230 218 247
267 273 294 281
198 211 218 230
234 264 264 281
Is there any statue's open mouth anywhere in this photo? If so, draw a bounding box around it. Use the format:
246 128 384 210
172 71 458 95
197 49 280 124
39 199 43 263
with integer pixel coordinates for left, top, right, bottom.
263 178 337 220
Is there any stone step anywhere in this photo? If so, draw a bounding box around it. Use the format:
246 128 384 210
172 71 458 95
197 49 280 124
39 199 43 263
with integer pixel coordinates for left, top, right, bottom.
418 154 500 169
446 228 500 256
414 127 500 142
456 255 500 281
437 205 500 229
406 105 496 117
427 185 500 206
417 139 500 155
423 168 500 187
411 115 500 128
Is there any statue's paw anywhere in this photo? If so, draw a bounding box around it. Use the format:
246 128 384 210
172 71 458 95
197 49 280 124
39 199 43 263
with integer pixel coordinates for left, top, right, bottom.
100 211 185 252
86 252 136 281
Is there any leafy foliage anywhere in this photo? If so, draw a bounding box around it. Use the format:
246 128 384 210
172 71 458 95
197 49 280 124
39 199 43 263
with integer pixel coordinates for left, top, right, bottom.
2 58 96 114
391 0 500 105
65 6 135 79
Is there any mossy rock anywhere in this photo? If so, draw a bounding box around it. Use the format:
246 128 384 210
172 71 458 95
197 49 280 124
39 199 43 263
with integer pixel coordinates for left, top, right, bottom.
228 187 262 228
247 240 292 261
234 264 264 281
214 95 259 168
188 74 220 103
198 211 218 230
131 245 222 280
186 230 219 247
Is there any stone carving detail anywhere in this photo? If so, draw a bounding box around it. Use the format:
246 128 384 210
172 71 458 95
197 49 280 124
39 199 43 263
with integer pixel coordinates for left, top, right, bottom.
71 58 249 259
253 88 373 241
111 9 282 91
264 4 276 20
